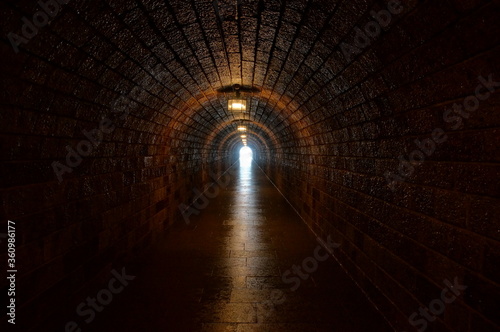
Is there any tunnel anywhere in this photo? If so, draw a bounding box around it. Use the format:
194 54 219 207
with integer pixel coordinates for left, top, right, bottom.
1 0 499 331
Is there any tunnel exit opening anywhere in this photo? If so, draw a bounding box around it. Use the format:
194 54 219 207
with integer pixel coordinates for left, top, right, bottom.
239 146 253 167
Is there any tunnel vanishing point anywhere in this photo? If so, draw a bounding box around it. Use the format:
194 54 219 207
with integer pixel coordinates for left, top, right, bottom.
1 0 499 331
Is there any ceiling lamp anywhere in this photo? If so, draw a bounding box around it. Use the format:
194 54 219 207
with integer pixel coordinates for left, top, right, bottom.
237 126 247 132
228 85 247 112
229 100 247 111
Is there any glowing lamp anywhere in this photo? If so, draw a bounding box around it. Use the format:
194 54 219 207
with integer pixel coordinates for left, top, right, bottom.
228 99 247 112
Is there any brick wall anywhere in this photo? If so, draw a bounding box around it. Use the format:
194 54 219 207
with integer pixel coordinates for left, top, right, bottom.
0 1 232 329
261 1 500 331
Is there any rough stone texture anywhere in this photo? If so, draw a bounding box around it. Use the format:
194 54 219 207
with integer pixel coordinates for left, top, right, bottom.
0 0 499 331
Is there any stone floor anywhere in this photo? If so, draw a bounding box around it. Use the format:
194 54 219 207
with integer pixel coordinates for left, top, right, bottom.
91 161 393 331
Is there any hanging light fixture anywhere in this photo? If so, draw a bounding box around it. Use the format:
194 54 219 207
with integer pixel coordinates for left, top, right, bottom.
228 84 247 112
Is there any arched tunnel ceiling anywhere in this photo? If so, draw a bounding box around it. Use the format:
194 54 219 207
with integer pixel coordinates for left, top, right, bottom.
141 0 344 156
2 0 378 160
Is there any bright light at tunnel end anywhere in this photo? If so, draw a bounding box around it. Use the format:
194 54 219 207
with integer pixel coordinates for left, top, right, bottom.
239 146 253 166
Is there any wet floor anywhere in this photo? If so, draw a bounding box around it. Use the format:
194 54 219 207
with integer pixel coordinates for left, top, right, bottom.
92 161 392 331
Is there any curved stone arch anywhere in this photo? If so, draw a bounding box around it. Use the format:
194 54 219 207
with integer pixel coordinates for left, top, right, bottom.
161 87 317 159
202 119 278 156
217 130 271 163
226 137 267 164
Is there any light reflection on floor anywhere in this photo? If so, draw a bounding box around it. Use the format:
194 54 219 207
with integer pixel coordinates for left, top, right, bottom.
90 145 392 331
